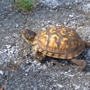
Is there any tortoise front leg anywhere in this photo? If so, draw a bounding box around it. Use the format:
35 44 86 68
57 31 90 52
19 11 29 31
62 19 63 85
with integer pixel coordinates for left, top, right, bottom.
34 51 46 62
71 59 86 70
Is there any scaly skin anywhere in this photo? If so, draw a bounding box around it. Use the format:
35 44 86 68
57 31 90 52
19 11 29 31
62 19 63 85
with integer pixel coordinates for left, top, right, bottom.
21 29 36 44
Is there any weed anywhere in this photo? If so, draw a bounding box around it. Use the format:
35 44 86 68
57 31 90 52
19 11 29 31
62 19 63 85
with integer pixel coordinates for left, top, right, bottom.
13 0 35 11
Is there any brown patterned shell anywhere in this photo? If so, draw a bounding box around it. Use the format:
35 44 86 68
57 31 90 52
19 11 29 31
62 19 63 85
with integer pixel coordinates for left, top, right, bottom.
33 26 85 59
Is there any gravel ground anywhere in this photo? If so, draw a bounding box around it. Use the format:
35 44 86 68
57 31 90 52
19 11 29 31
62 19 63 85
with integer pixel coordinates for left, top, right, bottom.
0 0 90 90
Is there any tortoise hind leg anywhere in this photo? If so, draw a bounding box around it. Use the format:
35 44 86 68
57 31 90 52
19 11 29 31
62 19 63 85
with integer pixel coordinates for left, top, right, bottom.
71 59 86 70
34 51 46 62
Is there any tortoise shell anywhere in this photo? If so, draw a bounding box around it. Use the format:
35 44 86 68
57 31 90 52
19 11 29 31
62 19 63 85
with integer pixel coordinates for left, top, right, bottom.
33 26 85 59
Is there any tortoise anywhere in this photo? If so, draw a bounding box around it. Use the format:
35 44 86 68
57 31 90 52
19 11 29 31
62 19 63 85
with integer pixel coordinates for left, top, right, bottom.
21 26 90 70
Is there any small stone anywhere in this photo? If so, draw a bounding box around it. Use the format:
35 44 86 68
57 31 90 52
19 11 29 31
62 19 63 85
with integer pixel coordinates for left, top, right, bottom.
25 73 28 76
75 85 80 89
25 67 30 72
56 83 63 88
88 36 90 39
16 24 19 28
13 33 19 38
0 70 4 75
63 22 67 25
69 14 74 18
5 45 11 49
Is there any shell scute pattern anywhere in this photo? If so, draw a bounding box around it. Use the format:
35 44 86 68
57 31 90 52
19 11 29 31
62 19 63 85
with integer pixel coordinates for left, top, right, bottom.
33 26 85 59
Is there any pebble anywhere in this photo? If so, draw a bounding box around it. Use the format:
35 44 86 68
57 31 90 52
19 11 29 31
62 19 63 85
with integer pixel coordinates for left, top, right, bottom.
88 36 90 39
69 14 74 18
16 24 19 28
5 45 11 49
56 83 64 88
0 70 4 75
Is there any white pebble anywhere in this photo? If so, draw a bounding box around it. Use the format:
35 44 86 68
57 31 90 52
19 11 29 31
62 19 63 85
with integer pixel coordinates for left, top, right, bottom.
0 70 4 75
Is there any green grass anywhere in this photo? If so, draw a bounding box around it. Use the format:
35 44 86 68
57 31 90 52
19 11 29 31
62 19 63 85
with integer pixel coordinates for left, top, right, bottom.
13 0 35 11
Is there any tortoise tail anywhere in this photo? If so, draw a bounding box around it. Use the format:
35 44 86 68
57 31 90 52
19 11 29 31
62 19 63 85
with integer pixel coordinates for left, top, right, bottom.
84 41 90 48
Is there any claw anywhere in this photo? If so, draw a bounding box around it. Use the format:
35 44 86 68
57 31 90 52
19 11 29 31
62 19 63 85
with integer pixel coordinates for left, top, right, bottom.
77 66 84 71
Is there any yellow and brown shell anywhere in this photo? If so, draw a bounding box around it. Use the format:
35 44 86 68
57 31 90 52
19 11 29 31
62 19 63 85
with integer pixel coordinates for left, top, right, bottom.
33 26 85 59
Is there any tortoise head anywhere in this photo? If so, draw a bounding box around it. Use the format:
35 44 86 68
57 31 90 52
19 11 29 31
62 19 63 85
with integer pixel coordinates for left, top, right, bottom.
21 29 36 44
